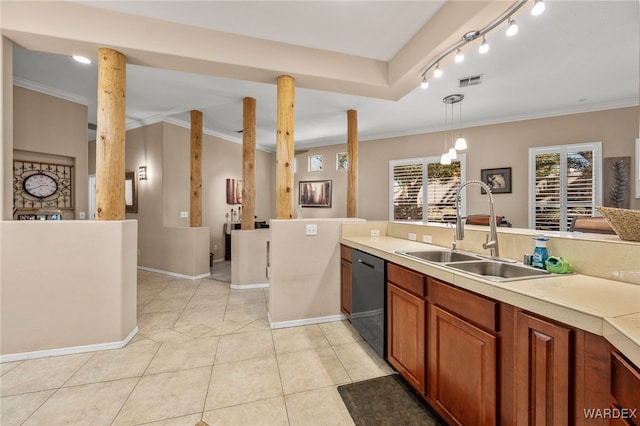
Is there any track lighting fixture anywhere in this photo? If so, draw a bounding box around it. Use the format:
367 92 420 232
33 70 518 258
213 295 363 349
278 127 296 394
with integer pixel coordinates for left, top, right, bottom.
506 18 518 37
455 49 464 63
418 0 542 89
479 37 489 54
434 63 443 78
531 0 545 16
421 77 429 89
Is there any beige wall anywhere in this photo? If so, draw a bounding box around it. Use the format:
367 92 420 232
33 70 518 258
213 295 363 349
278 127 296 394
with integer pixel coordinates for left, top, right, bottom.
268 218 364 326
297 107 639 228
231 229 270 288
1 37 13 220
13 86 88 220
0 220 138 358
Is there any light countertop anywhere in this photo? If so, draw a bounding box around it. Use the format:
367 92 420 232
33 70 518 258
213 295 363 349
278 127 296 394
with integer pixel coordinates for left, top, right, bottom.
341 235 640 367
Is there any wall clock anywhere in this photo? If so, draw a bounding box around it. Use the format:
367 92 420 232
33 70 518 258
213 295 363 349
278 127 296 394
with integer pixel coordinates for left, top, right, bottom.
13 159 73 210
23 172 58 199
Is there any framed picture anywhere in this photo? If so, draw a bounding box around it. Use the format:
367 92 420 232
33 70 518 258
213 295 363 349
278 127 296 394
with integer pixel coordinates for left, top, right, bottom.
308 155 323 172
226 178 242 204
481 167 512 194
299 180 332 208
337 152 348 170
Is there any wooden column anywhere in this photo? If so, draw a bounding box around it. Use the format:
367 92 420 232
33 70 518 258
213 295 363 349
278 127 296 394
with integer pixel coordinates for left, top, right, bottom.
242 97 256 230
347 109 358 218
95 48 126 221
190 110 203 227
275 75 295 219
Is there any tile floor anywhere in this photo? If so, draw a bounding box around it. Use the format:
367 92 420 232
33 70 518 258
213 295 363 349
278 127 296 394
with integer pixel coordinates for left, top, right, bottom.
1 266 393 426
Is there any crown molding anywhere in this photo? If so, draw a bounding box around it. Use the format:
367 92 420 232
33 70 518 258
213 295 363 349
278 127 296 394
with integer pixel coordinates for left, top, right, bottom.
13 77 92 106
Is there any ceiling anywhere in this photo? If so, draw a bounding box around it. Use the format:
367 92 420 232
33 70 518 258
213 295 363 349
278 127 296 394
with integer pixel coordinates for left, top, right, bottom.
8 0 640 151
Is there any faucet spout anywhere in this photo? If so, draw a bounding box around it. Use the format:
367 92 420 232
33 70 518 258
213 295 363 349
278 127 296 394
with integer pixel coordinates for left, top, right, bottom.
454 180 500 259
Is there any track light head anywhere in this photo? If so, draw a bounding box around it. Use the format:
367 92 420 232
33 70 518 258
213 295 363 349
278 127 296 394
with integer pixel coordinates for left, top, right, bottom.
421 77 429 89
434 63 443 78
531 0 545 16
506 18 518 36
455 49 464 63
479 37 489 54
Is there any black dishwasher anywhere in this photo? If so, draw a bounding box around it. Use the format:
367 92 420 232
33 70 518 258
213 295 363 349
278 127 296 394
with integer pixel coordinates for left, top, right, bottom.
351 249 387 358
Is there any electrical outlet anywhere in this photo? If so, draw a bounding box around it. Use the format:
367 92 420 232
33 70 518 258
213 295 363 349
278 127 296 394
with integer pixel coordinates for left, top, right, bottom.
306 224 318 236
370 229 380 237
423 235 433 243
79 211 85 219
213 244 218 250
408 232 417 241
180 211 189 218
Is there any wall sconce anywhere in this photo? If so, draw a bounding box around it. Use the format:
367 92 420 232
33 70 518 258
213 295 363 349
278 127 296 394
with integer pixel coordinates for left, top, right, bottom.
138 166 147 180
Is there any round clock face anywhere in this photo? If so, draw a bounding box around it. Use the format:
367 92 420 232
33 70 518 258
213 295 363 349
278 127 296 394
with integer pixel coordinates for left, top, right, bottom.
23 173 58 199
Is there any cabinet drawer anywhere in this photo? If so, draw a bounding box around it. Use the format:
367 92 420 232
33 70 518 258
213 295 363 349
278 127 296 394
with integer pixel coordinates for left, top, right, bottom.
388 263 426 297
340 245 352 262
611 351 640 417
428 277 497 332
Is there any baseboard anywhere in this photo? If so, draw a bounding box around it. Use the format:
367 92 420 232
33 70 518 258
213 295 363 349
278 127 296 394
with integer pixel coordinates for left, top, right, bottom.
138 266 210 280
268 314 347 329
0 327 139 363
230 282 269 290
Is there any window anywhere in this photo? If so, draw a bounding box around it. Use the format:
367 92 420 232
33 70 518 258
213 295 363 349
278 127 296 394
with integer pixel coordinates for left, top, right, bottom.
529 142 602 231
389 155 466 222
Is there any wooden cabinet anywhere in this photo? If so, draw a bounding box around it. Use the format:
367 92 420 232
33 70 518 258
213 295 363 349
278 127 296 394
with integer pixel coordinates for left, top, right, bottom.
427 277 498 426
611 351 640 426
340 245 352 320
515 311 572 425
387 263 426 393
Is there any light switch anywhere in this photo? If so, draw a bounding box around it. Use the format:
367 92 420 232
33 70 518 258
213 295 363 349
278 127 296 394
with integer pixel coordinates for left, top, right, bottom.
306 224 318 236
180 211 189 218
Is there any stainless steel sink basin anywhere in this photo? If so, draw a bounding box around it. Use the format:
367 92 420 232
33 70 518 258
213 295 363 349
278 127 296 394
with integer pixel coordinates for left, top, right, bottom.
396 250 481 263
444 260 551 282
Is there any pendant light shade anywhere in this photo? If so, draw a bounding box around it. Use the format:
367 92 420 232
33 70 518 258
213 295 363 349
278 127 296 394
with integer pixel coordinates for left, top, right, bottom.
455 137 467 151
448 147 458 160
440 152 452 165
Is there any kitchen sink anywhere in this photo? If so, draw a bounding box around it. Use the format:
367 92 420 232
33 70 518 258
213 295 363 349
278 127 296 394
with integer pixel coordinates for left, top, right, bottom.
444 260 551 282
396 250 481 263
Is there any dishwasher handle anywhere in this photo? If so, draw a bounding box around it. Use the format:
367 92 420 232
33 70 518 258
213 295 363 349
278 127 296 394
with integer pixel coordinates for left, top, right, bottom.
358 259 376 269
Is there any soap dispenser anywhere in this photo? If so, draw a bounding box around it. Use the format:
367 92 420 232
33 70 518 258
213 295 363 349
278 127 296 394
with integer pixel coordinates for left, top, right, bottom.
532 237 549 269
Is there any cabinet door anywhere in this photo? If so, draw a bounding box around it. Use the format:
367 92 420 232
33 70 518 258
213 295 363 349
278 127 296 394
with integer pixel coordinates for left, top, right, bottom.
387 283 425 393
340 258 352 320
516 311 571 425
428 304 497 425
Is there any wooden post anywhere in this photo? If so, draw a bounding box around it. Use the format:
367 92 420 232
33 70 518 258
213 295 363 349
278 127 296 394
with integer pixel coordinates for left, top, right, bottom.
275 75 295 219
95 48 126 221
190 110 203 227
242 97 256 230
347 109 358 218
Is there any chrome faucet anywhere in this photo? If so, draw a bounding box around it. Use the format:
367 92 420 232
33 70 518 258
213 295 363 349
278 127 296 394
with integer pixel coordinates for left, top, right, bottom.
454 180 500 259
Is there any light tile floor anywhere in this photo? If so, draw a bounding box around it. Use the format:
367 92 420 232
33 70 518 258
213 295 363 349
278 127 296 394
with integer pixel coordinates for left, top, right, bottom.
1 268 393 426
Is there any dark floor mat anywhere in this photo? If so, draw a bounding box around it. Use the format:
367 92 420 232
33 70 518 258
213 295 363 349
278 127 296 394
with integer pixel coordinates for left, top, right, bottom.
338 374 446 426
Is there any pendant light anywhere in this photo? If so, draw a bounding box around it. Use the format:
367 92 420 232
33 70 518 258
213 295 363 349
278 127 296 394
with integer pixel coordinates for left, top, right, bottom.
454 97 467 151
441 94 465 164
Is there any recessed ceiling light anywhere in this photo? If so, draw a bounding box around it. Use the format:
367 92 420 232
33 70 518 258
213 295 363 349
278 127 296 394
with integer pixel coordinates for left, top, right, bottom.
72 55 91 64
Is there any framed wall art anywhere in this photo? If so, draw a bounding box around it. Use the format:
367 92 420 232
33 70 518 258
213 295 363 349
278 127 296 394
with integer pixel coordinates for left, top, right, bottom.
481 167 512 194
226 178 242 204
299 180 332 208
